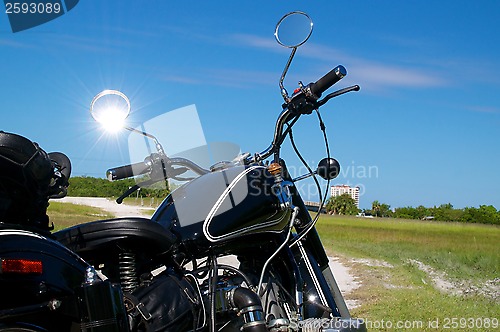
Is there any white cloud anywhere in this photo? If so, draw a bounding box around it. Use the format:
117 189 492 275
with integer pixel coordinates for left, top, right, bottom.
466 105 500 114
230 33 450 91
0 38 33 49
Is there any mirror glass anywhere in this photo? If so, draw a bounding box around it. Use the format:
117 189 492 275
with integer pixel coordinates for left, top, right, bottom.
90 90 130 132
275 11 313 48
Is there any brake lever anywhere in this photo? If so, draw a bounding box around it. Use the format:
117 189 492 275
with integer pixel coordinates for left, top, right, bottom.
317 85 360 107
169 167 189 177
115 166 189 204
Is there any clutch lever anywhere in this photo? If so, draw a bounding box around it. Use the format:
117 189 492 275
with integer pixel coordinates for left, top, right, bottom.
116 184 140 204
116 179 155 204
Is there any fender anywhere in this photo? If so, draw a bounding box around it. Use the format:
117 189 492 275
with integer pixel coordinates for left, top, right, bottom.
0 224 129 331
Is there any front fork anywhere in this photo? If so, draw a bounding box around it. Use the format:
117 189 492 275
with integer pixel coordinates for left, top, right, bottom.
269 161 350 319
292 235 350 318
289 186 350 317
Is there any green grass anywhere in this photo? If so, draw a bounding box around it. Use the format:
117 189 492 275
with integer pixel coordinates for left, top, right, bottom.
317 215 499 281
316 215 500 331
47 201 114 231
45 204 499 331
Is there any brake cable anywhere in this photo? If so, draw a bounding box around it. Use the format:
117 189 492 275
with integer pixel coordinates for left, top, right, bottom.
288 128 323 204
290 108 332 246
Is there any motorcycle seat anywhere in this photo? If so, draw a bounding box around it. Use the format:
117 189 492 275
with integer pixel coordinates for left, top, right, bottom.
54 217 176 255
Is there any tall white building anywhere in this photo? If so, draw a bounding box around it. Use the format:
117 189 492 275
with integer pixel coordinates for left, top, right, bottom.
330 185 360 208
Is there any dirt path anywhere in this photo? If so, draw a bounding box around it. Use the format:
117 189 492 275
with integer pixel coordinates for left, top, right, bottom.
58 196 361 309
58 197 154 218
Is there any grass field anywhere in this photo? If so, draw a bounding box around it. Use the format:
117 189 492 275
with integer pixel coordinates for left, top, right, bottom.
47 201 114 231
46 202 499 331
316 215 500 331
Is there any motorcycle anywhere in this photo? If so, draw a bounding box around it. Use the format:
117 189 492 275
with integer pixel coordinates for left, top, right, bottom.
1 11 367 332
0 132 129 331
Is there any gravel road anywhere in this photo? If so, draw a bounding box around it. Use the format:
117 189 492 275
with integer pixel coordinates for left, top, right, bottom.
58 196 360 308
58 196 154 218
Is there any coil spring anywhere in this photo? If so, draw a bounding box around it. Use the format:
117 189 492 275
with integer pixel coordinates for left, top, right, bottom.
119 251 139 293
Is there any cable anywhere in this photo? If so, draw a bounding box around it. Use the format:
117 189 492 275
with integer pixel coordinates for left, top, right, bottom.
288 128 323 204
258 207 299 296
209 256 217 332
290 109 331 247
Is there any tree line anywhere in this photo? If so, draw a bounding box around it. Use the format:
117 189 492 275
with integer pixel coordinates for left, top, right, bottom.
325 194 500 225
67 176 170 198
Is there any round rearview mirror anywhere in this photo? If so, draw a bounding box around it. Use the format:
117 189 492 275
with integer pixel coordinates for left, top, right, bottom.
317 158 341 180
90 90 130 132
275 11 313 48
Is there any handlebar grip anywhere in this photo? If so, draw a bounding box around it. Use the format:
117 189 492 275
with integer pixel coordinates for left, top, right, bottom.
106 161 150 181
310 65 347 97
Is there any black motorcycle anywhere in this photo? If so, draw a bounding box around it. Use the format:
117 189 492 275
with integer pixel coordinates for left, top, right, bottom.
2 11 367 332
0 132 129 331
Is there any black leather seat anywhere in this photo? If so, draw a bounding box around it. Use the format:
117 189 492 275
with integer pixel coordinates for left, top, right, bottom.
54 217 177 255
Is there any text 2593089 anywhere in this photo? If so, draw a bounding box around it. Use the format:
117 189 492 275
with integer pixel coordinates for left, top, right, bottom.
5 2 62 14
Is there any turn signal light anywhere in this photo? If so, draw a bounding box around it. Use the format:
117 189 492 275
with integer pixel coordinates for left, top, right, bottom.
0 258 43 275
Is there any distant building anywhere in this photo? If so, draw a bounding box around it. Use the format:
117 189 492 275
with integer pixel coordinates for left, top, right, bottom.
331 185 360 208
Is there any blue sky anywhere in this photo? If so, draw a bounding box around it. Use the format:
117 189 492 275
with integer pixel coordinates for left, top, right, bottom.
1 1 499 209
